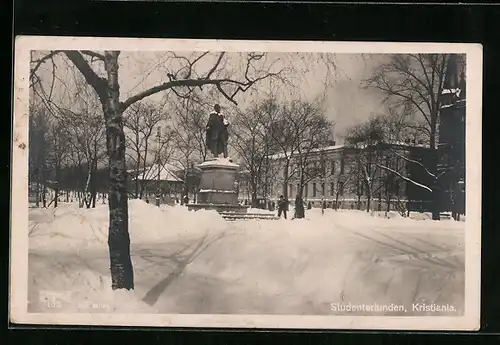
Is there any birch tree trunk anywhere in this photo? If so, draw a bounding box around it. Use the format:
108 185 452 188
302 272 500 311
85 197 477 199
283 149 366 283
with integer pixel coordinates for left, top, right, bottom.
103 52 134 290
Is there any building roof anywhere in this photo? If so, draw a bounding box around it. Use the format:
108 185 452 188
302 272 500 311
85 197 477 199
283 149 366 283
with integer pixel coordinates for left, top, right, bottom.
132 163 183 182
268 144 345 159
267 142 428 160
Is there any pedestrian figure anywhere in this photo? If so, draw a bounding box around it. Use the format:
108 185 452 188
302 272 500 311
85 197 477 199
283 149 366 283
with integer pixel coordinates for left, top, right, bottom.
277 195 288 219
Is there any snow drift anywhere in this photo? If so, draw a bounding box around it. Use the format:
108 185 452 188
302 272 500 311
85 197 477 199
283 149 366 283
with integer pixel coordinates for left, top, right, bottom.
28 199 465 316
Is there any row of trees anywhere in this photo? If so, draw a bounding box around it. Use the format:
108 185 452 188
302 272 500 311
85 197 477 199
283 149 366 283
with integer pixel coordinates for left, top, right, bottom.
233 53 465 221
29 101 106 209
231 98 432 218
29 90 214 206
231 97 335 209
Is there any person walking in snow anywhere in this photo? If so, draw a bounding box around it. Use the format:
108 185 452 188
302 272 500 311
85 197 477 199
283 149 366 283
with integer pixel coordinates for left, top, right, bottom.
277 195 288 219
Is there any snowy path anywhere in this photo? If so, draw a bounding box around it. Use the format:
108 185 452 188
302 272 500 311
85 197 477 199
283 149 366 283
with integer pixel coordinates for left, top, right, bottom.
28 205 465 316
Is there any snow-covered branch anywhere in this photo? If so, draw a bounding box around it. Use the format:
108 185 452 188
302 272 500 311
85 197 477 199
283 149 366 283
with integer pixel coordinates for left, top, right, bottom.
390 149 437 179
377 163 433 193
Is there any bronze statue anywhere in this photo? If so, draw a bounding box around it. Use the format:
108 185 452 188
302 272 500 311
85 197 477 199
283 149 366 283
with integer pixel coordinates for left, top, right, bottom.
205 104 229 158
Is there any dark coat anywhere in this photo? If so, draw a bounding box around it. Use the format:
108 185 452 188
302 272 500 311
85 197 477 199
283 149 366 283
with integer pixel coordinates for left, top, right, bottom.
295 196 305 218
206 112 227 147
278 198 288 211
206 112 221 142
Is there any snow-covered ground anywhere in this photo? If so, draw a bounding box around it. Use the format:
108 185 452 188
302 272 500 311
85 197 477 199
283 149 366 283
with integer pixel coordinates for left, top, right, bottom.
28 200 465 316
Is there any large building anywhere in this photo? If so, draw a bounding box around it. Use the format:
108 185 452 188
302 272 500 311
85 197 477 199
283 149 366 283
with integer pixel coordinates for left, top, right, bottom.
437 54 466 216
263 141 434 213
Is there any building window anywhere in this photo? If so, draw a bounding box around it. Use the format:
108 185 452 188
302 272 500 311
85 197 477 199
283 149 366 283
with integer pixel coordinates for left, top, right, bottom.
331 160 336 174
312 183 317 197
321 183 325 196
305 183 309 197
339 182 344 196
320 159 326 175
340 157 345 174
289 184 293 198
330 182 335 196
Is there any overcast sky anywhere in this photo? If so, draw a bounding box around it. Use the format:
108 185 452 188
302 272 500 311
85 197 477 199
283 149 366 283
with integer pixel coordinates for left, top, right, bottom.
35 51 390 140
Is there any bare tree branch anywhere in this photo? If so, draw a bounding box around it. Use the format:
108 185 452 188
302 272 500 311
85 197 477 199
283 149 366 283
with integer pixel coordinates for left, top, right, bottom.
30 51 63 82
80 50 106 61
377 164 433 193
63 51 108 101
389 149 437 179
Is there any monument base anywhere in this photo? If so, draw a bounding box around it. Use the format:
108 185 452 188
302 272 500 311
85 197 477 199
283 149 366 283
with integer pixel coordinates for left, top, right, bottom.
186 157 279 220
187 156 245 214
187 203 248 214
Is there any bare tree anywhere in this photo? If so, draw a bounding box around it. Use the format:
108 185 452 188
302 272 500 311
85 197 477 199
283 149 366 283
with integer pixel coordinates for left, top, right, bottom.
172 96 209 170
260 99 301 202
231 100 277 207
45 117 71 208
28 104 50 207
290 101 335 203
366 54 464 220
62 109 106 208
366 54 449 150
344 117 386 212
30 50 289 290
124 100 171 199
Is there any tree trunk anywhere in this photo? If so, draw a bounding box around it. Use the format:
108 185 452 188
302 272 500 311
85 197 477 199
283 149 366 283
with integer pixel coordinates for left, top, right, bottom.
91 160 98 208
431 187 441 221
91 175 97 208
104 52 134 290
135 162 140 199
366 192 371 213
35 172 40 207
334 190 339 210
282 163 289 201
385 192 391 217
251 180 258 208
54 163 60 208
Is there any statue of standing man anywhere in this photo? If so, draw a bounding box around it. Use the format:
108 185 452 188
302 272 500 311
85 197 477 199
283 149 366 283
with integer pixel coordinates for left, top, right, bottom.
206 104 229 158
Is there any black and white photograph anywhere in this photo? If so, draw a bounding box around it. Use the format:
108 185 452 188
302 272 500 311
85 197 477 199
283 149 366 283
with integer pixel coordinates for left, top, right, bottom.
10 37 482 330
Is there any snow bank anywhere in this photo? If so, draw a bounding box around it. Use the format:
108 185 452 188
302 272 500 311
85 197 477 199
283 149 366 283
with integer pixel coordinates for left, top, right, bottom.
30 267 156 313
246 207 274 214
29 199 228 251
128 199 227 244
29 204 109 251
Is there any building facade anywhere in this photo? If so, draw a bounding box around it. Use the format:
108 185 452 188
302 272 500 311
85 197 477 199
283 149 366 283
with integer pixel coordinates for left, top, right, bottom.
265 142 434 213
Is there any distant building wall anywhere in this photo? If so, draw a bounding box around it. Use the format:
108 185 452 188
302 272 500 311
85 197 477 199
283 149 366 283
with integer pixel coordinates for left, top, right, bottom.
266 143 434 212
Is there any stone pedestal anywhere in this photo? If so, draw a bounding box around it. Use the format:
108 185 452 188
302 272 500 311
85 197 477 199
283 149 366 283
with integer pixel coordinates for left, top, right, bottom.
187 157 247 215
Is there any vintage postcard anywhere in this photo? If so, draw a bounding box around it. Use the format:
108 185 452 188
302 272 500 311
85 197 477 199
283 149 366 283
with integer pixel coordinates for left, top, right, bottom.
10 37 482 330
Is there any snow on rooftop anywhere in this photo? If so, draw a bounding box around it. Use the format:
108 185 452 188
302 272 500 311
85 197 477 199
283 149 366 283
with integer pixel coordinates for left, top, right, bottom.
268 144 345 160
133 163 183 182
